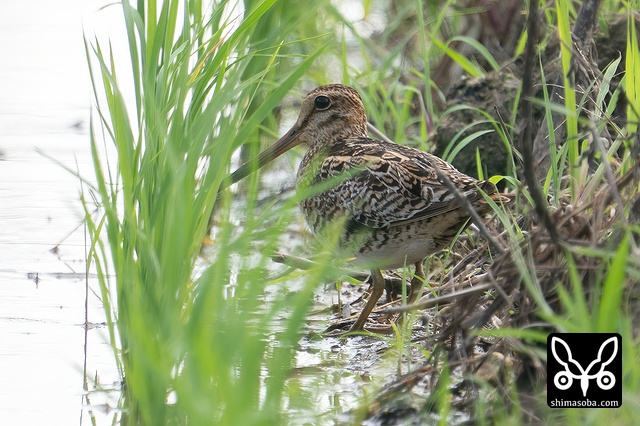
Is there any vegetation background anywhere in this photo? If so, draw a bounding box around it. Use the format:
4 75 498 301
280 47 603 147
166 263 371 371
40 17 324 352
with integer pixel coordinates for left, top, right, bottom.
82 0 640 424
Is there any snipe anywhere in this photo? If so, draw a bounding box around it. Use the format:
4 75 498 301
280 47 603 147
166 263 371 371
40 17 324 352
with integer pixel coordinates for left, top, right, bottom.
223 84 505 332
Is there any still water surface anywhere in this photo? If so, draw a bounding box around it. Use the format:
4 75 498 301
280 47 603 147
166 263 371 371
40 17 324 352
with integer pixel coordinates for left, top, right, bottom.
0 1 120 424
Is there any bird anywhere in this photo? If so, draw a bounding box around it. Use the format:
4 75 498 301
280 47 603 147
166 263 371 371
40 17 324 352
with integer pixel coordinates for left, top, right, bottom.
221 84 506 332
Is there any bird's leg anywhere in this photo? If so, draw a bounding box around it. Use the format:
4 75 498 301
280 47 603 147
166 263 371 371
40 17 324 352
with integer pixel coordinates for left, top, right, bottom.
408 261 425 304
350 269 385 331
381 261 426 332
385 278 394 303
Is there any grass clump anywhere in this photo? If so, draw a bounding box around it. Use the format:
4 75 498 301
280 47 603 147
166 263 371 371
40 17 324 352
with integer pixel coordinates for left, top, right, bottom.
83 0 329 424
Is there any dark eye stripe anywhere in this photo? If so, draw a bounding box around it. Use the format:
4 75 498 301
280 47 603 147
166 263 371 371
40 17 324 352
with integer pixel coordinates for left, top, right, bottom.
314 95 331 110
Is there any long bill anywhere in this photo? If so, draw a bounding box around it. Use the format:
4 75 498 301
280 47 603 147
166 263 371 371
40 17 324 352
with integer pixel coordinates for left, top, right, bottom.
219 125 302 191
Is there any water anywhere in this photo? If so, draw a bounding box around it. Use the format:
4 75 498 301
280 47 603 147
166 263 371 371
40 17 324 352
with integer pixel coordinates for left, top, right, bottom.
0 1 119 424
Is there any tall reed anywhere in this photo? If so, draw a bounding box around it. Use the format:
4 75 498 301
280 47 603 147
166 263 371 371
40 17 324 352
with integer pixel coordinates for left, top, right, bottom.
83 0 327 423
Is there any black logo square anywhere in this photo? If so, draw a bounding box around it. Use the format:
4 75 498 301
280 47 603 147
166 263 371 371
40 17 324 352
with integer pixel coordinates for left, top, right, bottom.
547 333 622 408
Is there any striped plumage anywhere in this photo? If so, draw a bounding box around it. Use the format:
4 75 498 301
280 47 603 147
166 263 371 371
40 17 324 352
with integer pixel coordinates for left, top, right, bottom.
226 84 504 332
298 136 498 269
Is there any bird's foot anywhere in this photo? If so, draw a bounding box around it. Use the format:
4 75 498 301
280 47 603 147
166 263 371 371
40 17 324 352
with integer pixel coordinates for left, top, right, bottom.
323 316 399 336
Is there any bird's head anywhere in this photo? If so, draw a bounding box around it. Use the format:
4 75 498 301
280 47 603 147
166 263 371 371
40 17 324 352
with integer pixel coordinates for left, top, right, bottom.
225 84 367 187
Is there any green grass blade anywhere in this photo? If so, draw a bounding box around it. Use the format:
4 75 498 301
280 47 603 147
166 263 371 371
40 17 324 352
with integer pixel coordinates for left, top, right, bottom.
625 10 640 134
597 234 629 332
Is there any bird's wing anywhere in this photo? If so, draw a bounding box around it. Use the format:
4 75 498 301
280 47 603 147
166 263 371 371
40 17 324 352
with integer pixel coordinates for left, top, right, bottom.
313 139 494 230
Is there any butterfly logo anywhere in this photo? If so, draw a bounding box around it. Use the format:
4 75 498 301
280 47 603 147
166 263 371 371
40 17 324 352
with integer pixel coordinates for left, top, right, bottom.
551 336 617 397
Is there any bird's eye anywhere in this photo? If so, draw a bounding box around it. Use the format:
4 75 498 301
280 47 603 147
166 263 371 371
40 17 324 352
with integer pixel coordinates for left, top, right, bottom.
314 95 331 110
